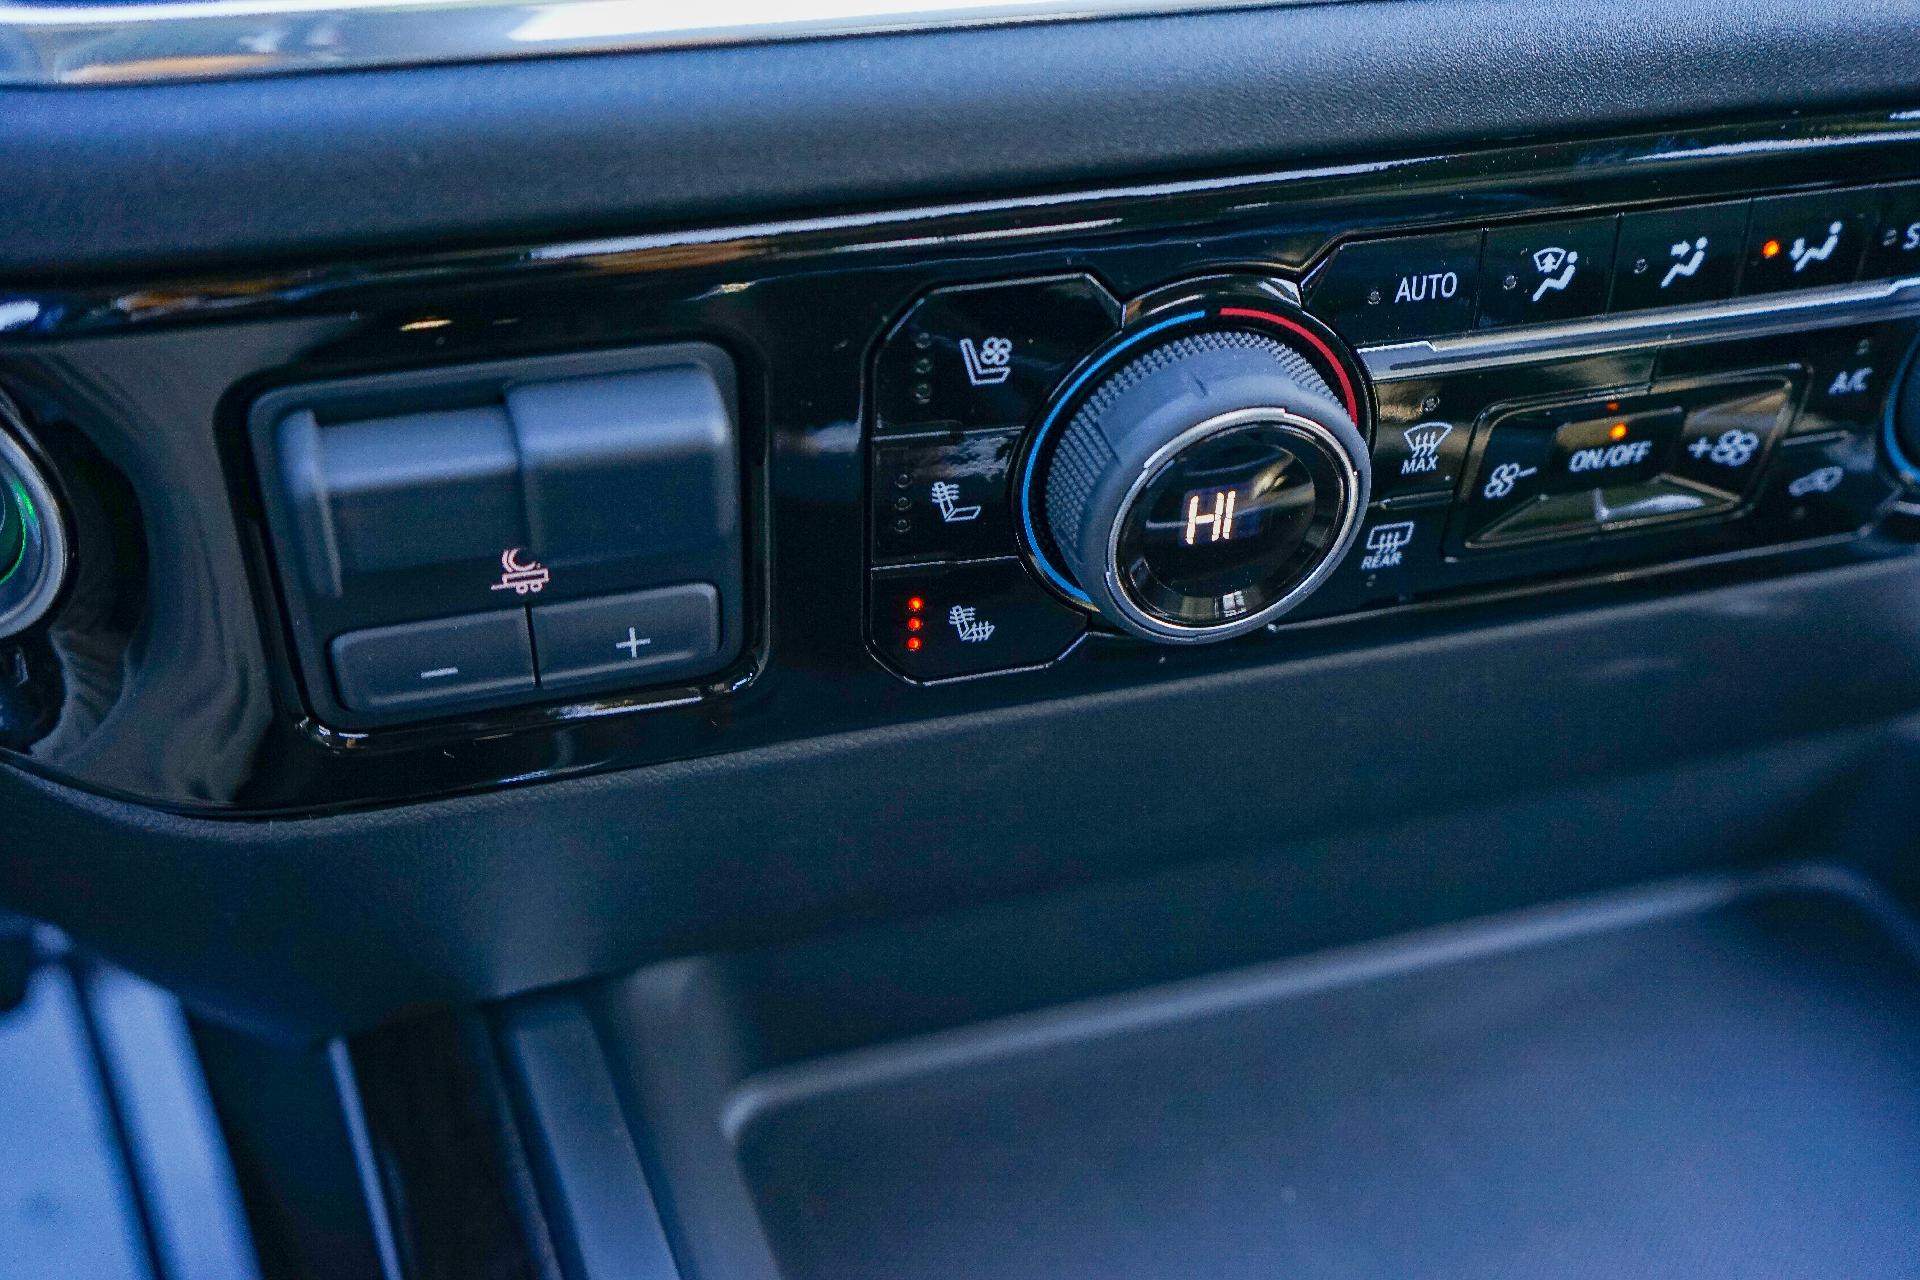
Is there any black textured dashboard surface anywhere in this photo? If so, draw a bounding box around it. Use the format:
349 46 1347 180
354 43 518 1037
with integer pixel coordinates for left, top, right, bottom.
6 0 1920 274
6 556 1920 1037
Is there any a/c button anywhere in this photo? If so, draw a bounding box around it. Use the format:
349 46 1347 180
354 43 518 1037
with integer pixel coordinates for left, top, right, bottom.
531 584 723 692
1307 230 1484 345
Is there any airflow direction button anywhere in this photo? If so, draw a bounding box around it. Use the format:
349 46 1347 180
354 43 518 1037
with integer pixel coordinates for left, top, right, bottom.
1741 190 1874 295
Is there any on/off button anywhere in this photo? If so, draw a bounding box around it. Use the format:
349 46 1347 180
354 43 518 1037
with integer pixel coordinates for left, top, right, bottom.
1306 229 1485 345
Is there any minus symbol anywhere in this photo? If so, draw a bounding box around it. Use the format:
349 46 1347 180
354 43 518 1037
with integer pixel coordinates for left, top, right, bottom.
420 666 460 680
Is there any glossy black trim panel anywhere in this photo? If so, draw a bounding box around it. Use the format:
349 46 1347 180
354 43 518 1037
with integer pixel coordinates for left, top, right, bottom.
3 111 1920 813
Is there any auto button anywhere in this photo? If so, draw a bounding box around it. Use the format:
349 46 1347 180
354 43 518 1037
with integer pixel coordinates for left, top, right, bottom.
1306 230 1483 344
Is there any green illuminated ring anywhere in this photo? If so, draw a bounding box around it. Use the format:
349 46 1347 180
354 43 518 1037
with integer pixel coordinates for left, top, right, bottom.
0 395 67 638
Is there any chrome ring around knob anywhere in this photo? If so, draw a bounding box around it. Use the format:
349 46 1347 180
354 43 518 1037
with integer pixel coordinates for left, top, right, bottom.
1020 305 1371 644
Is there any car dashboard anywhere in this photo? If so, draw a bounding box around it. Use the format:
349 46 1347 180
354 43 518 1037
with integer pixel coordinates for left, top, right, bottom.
3 5 1920 1280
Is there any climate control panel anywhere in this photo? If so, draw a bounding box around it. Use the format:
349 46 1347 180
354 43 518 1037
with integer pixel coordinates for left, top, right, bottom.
867 182 1920 683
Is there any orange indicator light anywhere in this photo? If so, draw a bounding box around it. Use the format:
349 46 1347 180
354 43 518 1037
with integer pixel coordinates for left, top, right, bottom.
1608 422 1630 441
1762 239 1782 259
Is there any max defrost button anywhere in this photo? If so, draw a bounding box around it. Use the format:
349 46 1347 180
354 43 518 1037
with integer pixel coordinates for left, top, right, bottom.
331 610 535 715
1306 230 1483 345
531 585 723 692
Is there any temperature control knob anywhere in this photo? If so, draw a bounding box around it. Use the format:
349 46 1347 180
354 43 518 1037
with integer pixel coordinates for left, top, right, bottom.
1019 306 1370 642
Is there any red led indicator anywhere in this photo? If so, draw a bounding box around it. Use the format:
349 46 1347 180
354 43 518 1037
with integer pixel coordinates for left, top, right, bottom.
906 636 923 651
907 596 925 613
907 617 923 631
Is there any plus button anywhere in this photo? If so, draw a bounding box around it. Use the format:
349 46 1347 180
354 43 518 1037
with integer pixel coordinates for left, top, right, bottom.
615 626 651 659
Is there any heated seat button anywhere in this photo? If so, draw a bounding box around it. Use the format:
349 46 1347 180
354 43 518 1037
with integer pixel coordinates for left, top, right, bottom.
1305 230 1483 345
872 429 1020 564
871 559 1085 681
331 610 535 715
1611 201 1751 311
1741 189 1874 294
874 275 1121 435
531 584 722 692
1477 216 1618 329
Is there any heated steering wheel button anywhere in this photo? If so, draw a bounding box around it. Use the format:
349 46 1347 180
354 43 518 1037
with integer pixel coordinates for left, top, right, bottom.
331 611 535 715
871 560 1084 681
531 584 723 692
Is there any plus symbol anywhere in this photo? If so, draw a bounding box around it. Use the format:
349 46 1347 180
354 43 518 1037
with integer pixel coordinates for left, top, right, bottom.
616 627 651 658
1687 437 1713 460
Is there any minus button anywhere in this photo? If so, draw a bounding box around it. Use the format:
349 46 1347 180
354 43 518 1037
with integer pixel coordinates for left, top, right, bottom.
329 610 535 716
